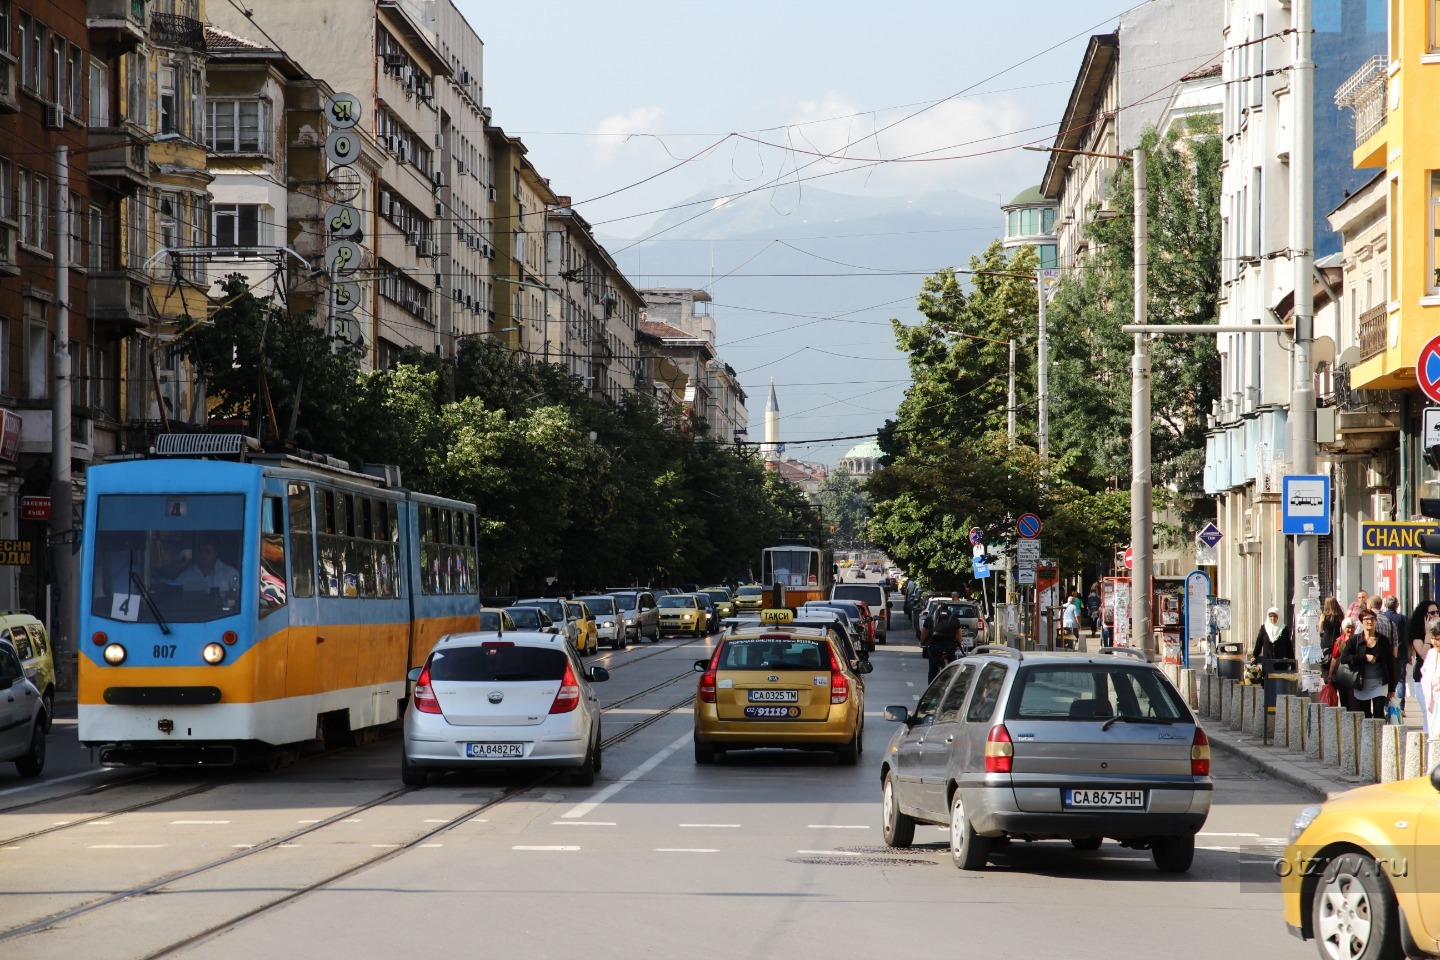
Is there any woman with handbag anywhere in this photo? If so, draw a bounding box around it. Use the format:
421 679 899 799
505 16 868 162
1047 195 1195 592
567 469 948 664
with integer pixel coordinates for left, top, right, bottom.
1325 618 1357 710
1407 599 1440 734
1343 609 1399 719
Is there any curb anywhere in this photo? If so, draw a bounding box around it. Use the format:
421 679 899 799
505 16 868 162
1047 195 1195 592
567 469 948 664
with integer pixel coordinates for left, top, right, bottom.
1206 726 1351 801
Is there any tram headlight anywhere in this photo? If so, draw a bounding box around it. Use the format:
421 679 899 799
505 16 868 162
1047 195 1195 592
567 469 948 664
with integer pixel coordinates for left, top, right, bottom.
103 643 126 665
202 643 226 665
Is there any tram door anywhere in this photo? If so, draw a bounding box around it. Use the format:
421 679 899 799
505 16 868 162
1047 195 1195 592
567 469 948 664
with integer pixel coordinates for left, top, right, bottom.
280 481 319 701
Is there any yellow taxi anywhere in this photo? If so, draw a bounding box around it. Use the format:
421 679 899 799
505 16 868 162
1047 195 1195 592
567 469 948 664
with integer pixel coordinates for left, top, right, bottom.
692 616 872 765
569 600 599 655
1281 765 1440 958
732 585 766 612
658 594 707 637
701 587 736 620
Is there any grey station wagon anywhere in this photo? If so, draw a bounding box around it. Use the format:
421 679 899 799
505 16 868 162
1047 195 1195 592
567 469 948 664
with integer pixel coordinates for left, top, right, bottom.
880 647 1211 873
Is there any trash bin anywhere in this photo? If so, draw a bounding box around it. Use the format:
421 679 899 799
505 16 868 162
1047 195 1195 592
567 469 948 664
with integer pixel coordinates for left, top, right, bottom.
1216 642 1245 680
1263 660 1299 715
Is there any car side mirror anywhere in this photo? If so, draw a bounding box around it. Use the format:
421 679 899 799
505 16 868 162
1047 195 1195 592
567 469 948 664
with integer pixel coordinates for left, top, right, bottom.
407 667 422 682
694 659 710 673
1431 763 1440 795
883 705 909 723
587 665 610 683
854 660 874 675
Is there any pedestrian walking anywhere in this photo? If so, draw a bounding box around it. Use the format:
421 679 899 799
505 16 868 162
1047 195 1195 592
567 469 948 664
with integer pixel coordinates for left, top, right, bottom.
926 608 960 682
1422 619 1440 738
1344 609 1398 720
1319 596 1344 652
1085 584 1101 638
1327 618 1359 711
1408 599 1440 734
1368 595 1397 648
1062 599 1079 651
1383 596 1408 710
1249 606 1294 670
1348 589 1370 623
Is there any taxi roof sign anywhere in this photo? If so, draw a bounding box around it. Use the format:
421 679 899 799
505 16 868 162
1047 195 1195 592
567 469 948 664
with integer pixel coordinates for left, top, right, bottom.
760 608 794 624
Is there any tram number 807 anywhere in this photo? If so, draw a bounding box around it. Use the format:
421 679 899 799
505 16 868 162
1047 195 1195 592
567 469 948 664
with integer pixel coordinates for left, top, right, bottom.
153 644 177 659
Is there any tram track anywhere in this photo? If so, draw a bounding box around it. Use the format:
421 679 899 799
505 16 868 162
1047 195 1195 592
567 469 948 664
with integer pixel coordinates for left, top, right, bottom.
0 653 703 953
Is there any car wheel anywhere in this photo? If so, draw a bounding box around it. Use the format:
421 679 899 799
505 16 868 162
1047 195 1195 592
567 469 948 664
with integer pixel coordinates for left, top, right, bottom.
570 737 598 786
400 751 429 787
694 740 716 764
14 720 44 778
592 726 603 774
41 690 54 732
836 729 859 765
881 772 916 847
1071 837 1103 851
948 790 990 871
1312 852 1401 960
1151 835 1195 874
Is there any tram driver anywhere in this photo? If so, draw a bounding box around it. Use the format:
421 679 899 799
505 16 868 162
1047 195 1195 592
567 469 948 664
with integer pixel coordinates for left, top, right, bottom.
178 542 240 598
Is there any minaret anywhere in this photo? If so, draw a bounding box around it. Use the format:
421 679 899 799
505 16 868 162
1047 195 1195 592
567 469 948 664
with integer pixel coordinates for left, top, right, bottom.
763 379 780 459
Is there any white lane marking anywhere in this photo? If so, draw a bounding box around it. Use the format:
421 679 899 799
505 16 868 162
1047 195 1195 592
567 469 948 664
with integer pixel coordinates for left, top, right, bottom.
807 825 869 830
278 844 303 849
680 823 740 828
423 819 449 823
51 821 72 826
0 767 120 798
170 820 231 825
656 848 718 853
342 819 362 823
513 845 579 851
87 822 114 826
421 844 444 848
1239 859 1277 864
371 844 400 848
560 731 691 820
89 844 166 849
297 819 321 824
798 849 862 856
470 818 489 823
232 844 254 849
906 682 915 687
552 821 615 826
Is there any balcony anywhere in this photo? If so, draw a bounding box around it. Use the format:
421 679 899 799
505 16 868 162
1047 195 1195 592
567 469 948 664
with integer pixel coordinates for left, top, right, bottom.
87 0 147 52
150 13 205 52
0 218 17 277
89 269 149 330
88 127 148 194
1335 56 1387 149
1357 303 1388 361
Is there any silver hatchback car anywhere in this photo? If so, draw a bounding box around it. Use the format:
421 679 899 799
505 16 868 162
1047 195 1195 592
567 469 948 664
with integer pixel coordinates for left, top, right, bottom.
881 647 1211 873
402 632 609 787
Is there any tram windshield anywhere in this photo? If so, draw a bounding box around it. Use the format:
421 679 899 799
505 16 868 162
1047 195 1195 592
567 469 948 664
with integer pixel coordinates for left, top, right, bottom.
91 494 246 624
764 548 817 588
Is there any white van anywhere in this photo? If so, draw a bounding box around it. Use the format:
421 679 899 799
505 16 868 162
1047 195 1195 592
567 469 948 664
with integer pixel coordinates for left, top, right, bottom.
831 583 889 640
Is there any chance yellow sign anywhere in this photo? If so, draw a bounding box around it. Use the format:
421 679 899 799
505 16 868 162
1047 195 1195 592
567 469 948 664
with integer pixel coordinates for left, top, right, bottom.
1360 521 1440 555
760 608 794 624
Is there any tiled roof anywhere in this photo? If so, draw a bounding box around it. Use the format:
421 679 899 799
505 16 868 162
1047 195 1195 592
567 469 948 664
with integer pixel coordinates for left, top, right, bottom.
204 26 268 51
1180 63 1223 82
638 320 693 339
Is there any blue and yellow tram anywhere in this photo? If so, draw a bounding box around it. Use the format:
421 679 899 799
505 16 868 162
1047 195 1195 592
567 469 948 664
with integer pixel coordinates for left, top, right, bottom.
78 450 479 764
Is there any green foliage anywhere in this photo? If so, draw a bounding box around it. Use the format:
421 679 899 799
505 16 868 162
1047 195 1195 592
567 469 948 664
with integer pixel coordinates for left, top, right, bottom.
179 284 813 593
812 468 869 546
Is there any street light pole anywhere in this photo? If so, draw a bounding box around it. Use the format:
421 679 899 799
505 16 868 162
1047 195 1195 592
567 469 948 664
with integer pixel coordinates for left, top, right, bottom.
1037 276 1049 459
1008 334 1017 445
1290 0 1319 629
1130 146 1154 660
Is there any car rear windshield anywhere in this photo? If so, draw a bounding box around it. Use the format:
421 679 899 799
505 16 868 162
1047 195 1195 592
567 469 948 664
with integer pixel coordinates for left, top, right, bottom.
1006 664 1190 722
479 611 503 631
517 599 564 620
658 596 696 609
832 585 882 603
429 645 567 682
580 596 616 615
718 638 829 671
702 590 730 603
611 593 639 610
507 608 545 628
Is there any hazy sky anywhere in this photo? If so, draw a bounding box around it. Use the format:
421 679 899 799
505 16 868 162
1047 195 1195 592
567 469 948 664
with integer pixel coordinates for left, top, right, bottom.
457 0 1143 462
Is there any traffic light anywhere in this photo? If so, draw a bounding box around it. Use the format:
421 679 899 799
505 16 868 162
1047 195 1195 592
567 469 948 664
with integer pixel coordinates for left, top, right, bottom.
1423 498 1440 555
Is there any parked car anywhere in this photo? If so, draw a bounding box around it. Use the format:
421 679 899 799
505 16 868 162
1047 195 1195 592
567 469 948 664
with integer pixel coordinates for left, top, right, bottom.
919 597 985 651
658 594 707 637
1282 764 1440 958
0 636 46 777
608 590 660 642
831 583 890 641
0 613 54 730
578 595 626 650
880 647 1209 873
505 606 560 635
693 625 872 764
402 631 609 786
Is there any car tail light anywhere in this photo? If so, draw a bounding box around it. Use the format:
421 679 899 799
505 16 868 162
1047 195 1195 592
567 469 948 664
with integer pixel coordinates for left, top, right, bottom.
413 664 443 715
1191 726 1211 776
984 724 1013 773
698 646 722 703
827 645 849 704
550 661 581 714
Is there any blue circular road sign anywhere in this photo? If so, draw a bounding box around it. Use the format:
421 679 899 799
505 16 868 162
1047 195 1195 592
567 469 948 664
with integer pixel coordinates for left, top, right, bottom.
1017 513 1042 539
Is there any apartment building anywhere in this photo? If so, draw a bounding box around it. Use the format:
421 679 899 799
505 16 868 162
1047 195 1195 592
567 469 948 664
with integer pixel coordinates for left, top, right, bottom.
485 125 554 357
639 288 748 443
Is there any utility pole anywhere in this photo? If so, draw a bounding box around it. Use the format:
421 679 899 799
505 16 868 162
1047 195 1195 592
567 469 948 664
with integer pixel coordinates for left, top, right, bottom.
1037 276 1049 459
1130 146 1154 660
1007 335 1017 444
50 146 75 691
1290 0 1318 626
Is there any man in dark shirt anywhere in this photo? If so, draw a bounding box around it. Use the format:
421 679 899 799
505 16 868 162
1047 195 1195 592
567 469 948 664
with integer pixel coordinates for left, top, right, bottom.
927 608 960 682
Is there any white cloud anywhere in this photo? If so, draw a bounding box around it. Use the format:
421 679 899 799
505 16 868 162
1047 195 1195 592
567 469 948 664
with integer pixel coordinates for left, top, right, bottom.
590 106 666 164
774 92 1034 196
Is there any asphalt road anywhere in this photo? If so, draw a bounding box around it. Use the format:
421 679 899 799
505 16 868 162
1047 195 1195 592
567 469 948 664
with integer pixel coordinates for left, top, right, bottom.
0 607 1320 960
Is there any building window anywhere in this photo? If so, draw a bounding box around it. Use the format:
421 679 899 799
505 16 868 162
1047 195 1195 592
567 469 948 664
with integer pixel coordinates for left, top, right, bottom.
89 204 111 271
189 66 202 139
67 45 82 117
1431 173 1440 296
125 189 146 269
49 37 62 107
1042 207 1055 233
23 300 45 400
125 51 145 127
206 100 268 153
88 57 109 127
0 2 11 56
87 342 107 410
0 159 11 222
157 64 176 134
157 191 177 250
212 203 261 247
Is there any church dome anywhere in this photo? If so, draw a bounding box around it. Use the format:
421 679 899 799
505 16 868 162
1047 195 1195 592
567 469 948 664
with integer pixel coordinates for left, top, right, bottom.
841 440 883 461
